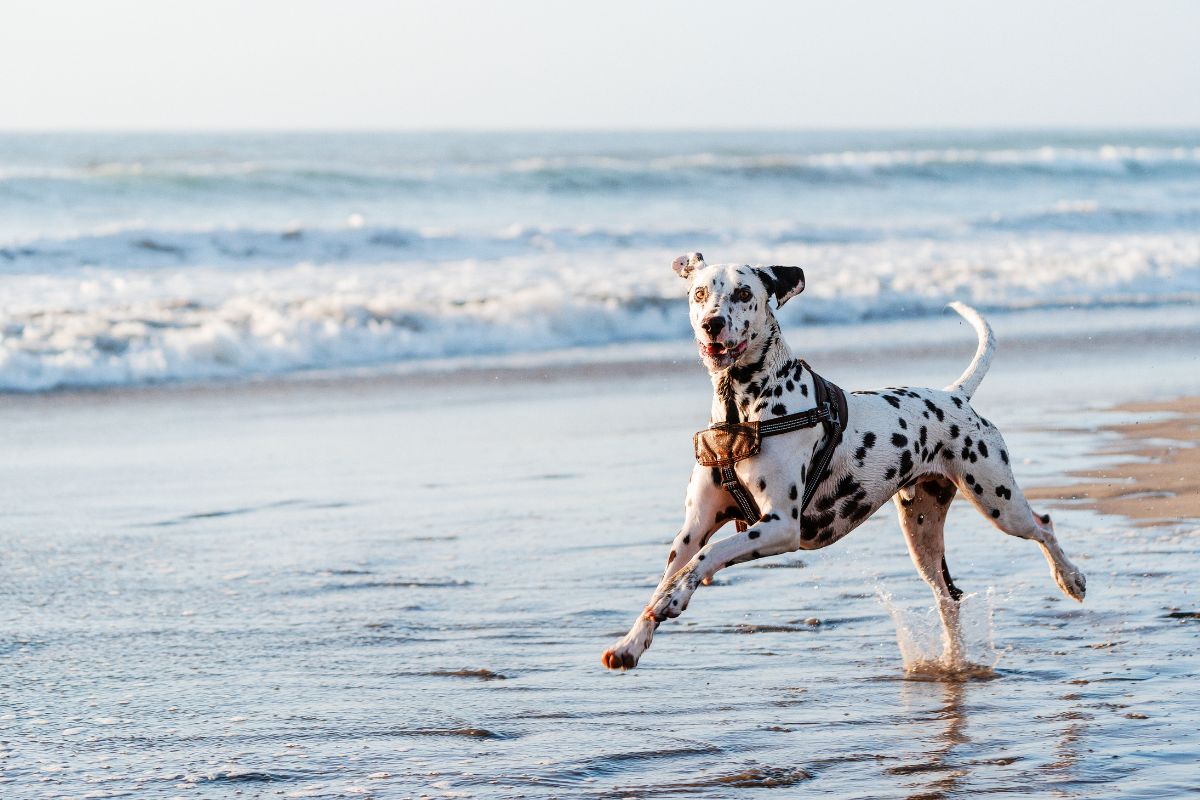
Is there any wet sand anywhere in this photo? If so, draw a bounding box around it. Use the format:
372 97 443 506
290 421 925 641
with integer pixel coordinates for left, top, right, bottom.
3 312 1200 798
1028 398 1200 525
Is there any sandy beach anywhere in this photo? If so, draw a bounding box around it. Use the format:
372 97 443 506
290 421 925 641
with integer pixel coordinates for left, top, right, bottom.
1030 397 1200 525
3 309 1199 798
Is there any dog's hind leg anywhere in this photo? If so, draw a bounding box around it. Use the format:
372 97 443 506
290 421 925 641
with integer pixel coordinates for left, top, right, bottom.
894 477 965 663
950 431 1086 602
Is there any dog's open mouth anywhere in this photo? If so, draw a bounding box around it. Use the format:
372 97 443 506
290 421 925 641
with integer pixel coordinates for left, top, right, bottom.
700 340 747 363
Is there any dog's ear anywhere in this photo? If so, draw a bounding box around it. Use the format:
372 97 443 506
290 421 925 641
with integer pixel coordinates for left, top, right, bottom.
671 252 705 279
756 265 805 308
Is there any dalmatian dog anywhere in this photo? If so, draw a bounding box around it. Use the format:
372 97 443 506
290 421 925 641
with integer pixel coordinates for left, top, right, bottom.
600 252 1086 671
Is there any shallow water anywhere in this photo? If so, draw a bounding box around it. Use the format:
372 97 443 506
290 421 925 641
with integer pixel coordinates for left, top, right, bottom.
3 335 1199 798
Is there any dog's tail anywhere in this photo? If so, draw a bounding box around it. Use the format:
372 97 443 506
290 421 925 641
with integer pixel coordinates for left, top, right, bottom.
945 302 995 399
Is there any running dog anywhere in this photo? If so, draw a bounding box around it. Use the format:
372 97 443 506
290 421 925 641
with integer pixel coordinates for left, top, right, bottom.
601 253 1086 670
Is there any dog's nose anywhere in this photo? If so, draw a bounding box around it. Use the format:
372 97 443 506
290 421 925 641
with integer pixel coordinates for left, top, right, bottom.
701 316 726 337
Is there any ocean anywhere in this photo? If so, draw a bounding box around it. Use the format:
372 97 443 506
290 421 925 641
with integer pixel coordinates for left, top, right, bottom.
2 129 1199 391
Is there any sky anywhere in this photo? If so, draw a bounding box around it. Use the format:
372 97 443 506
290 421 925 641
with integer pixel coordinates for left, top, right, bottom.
2 0 1199 130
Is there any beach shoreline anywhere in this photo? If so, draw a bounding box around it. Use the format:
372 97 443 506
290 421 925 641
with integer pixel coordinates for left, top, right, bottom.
1029 397 1200 525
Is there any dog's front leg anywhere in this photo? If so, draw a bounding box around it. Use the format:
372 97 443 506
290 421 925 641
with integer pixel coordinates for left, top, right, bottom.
601 466 733 671
646 513 800 624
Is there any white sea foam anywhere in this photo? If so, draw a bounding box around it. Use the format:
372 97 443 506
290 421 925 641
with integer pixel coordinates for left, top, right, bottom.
2 233 1198 391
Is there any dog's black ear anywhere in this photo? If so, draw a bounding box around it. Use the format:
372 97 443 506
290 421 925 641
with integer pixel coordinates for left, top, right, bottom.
756 266 805 308
671 252 705 279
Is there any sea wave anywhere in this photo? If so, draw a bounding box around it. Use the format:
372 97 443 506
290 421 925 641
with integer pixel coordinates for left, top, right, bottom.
4 145 1200 194
5 202 1200 272
3 234 1198 392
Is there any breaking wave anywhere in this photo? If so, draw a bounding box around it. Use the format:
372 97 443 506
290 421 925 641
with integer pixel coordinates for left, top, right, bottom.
3 233 1198 392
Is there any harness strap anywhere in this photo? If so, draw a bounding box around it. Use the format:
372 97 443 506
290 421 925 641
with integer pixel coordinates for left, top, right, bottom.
720 465 759 532
708 361 848 530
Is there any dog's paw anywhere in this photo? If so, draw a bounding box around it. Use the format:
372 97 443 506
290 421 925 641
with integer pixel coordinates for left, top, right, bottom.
601 646 639 670
601 616 656 671
1055 565 1087 602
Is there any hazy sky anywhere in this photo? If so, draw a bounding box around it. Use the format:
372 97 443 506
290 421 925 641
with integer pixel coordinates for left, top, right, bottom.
3 0 1198 130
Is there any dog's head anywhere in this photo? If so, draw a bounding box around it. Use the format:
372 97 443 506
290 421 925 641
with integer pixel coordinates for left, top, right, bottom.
672 252 805 371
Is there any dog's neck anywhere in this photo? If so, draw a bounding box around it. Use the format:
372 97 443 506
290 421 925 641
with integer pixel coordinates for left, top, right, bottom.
707 316 816 423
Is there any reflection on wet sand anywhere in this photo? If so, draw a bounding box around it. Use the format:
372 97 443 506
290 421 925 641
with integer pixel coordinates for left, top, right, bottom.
896 679 971 800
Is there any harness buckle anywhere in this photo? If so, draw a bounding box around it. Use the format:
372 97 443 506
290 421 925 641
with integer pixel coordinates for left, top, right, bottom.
823 400 838 427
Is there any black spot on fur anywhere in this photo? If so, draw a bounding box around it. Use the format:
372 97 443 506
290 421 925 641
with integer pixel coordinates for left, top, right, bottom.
949 424 960 439
898 418 908 430
899 450 914 476
885 395 901 409
862 432 876 450
758 478 767 491
924 399 945 422
921 478 956 505
840 499 870 522
802 510 835 540
800 384 809 397
991 509 1000 518
892 433 908 448
1000 449 1009 464
834 475 861 500
789 484 798 500
978 441 989 458
748 530 760 539
791 507 798 519
771 404 787 415
715 506 743 524
884 467 897 480
952 396 963 408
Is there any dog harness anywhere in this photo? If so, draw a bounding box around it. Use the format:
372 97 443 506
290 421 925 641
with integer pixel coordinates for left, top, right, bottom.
693 362 849 532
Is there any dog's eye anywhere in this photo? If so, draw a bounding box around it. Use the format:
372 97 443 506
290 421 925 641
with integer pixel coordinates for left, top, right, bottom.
693 287 708 302
735 287 752 302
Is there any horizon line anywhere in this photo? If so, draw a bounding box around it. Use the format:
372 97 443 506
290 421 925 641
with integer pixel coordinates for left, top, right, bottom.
3 123 1200 135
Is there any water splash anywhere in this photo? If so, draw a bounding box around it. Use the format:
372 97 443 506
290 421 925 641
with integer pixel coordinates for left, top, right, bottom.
877 588 999 679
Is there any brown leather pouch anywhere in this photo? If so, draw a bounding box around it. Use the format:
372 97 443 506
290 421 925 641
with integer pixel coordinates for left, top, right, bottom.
694 422 761 467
